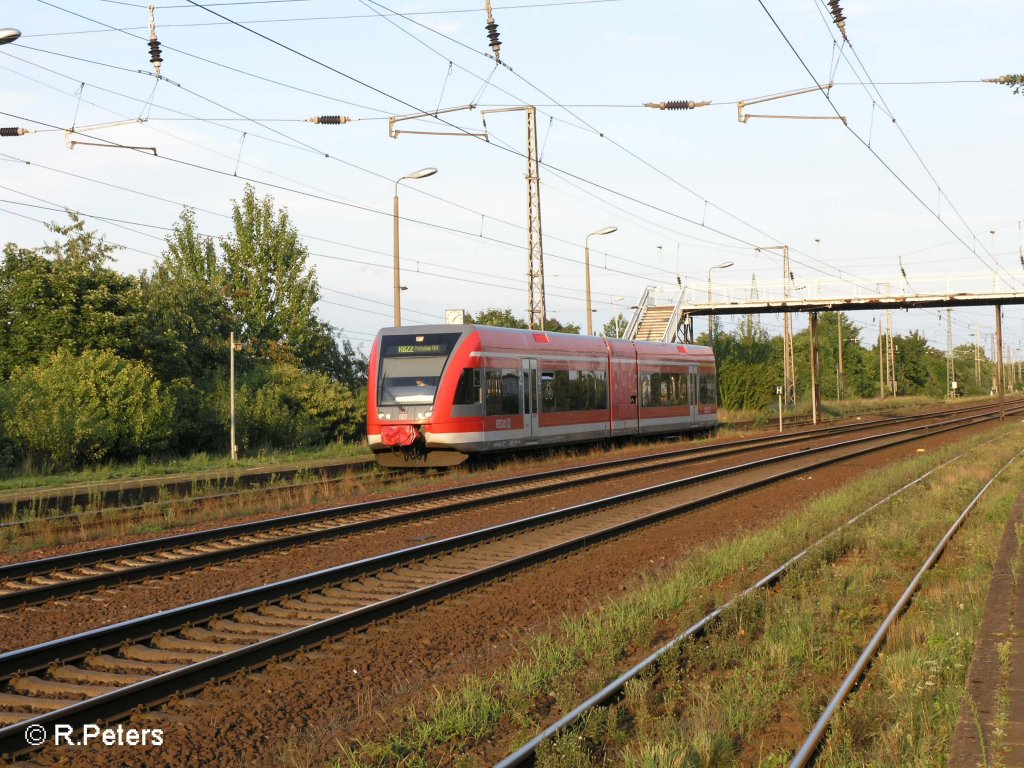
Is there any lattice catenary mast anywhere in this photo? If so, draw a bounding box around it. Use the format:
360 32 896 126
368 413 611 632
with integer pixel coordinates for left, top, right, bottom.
524 106 546 329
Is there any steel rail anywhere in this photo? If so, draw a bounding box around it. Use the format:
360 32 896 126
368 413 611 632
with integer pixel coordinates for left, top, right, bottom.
494 434 1011 767
0 408 1013 757
0 401 996 609
787 447 1024 768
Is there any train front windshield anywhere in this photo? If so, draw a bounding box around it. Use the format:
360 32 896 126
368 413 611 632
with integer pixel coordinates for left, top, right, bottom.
378 332 462 407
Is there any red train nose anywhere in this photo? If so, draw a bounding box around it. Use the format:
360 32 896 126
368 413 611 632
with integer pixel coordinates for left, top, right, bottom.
381 424 419 447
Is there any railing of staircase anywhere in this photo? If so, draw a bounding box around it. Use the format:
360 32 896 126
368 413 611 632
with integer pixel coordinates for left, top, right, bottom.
661 285 689 342
622 285 655 339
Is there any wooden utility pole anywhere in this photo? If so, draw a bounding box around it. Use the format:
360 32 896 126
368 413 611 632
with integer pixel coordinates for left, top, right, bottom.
837 313 844 399
809 312 821 424
229 332 239 461
782 246 796 406
991 333 998 395
878 317 885 399
996 304 1005 419
945 308 955 397
974 325 982 385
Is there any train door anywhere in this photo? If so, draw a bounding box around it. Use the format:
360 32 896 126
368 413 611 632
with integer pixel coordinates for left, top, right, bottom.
522 357 539 441
689 366 698 421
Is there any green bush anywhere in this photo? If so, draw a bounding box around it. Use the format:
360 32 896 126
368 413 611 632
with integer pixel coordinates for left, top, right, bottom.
231 363 365 451
165 376 226 454
2 349 173 469
0 392 19 472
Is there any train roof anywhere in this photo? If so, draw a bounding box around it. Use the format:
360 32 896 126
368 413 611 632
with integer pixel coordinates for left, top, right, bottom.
374 324 714 361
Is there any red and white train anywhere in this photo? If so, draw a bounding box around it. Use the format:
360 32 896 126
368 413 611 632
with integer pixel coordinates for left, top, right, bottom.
367 324 717 467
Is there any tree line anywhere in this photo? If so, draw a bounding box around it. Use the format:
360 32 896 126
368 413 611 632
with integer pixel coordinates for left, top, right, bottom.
0 186 367 471
508 310 999 411
703 312 1001 410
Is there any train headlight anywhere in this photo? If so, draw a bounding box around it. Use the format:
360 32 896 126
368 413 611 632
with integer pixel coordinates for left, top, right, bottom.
377 413 386 419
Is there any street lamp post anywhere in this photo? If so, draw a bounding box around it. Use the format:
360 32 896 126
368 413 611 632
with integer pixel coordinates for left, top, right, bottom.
584 227 617 335
393 167 437 327
706 261 734 342
0 29 21 45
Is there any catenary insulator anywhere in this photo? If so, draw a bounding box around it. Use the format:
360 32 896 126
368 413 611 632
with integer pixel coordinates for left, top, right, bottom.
484 0 501 60
485 21 501 59
0 127 29 137
644 100 710 110
148 4 163 76
306 115 351 125
827 0 847 39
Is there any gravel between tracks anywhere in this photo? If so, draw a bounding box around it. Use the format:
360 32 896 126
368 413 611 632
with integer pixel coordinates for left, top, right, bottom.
9 418 1004 768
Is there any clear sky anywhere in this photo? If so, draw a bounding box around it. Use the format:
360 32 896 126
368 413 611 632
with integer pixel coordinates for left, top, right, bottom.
1 0 1022 357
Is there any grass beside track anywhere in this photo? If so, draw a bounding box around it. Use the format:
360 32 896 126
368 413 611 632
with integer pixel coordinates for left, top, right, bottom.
0 441 372 494
324 423 1023 768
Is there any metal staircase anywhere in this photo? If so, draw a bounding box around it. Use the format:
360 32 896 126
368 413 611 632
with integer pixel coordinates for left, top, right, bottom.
623 286 689 343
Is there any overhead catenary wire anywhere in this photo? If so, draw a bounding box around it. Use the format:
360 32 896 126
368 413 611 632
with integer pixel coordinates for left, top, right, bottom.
19 0 1019 344
30 0 624 35
173 0 818 263
758 0 1013 290
28 0 1012 296
810 0 1011 289
1 194 997 350
0 193 439 323
4 36 684 284
753 0 1019 344
0 105 667 294
0 160 614 309
37 0 983 306
348 0 964 308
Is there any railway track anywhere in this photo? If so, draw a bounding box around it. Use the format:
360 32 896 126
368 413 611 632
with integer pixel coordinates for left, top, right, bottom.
495 437 1023 767
0 402 1017 758
0 399 1007 610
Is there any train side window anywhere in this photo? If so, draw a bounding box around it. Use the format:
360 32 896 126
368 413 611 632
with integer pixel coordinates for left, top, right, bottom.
553 370 571 411
453 368 481 405
543 369 608 411
699 374 717 405
678 372 689 404
541 372 555 410
583 371 608 410
641 372 689 407
486 369 521 415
